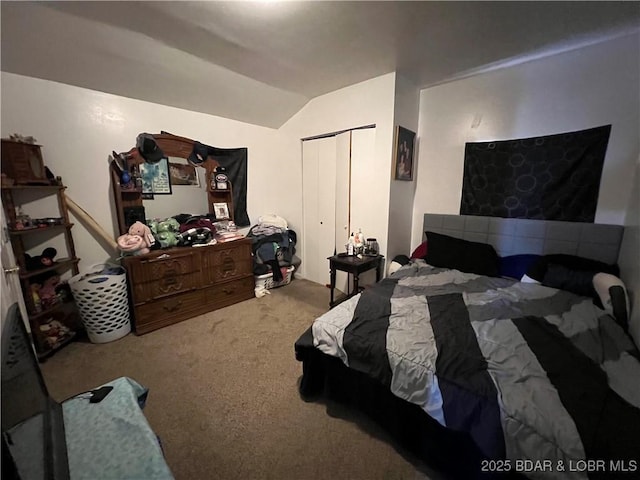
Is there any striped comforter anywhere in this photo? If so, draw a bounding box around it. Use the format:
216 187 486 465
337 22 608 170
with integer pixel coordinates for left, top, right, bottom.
312 261 640 479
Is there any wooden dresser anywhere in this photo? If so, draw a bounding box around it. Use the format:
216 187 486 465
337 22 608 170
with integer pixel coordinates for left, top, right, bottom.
121 238 254 334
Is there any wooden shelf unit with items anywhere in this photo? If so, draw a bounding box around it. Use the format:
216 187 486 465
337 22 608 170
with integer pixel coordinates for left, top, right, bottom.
111 132 252 334
1 148 81 359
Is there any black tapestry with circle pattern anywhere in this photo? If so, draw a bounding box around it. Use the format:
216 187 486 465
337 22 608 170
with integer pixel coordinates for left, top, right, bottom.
460 125 611 222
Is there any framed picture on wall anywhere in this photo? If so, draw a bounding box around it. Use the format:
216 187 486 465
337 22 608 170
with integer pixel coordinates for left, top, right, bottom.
169 162 200 186
393 126 416 181
139 158 172 195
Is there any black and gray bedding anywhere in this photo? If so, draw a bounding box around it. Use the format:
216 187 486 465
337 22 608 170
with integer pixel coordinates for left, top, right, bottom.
309 261 640 479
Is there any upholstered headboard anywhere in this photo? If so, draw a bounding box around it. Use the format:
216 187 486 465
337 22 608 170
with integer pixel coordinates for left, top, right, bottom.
422 214 624 264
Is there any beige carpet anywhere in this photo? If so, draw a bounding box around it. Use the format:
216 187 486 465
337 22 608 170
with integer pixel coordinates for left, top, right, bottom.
41 278 444 480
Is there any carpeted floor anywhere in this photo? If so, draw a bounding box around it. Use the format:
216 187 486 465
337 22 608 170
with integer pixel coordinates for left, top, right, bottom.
41 278 444 480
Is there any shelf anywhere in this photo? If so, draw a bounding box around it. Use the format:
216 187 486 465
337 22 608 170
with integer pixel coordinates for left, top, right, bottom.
3 150 81 362
36 330 77 362
20 258 81 280
9 223 74 236
120 187 142 194
1 184 64 192
29 300 73 322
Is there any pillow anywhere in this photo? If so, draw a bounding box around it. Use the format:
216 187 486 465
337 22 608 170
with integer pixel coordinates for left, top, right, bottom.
593 273 630 330
410 241 428 259
424 231 499 277
526 254 619 283
542 263 596 298
498 254 541 280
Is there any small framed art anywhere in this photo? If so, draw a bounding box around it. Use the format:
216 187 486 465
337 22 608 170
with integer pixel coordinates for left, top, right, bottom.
140 158 172 194
393 126 416 181
213 202 230 220
169 162 200 186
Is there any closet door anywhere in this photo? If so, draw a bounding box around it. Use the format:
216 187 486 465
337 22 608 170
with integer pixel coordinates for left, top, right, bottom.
334 132 351 293
302 129 374 292
302 136 337 286
350 128 378 287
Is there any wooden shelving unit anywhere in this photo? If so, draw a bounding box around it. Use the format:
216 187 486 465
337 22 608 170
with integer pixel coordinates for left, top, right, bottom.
1 143 81 360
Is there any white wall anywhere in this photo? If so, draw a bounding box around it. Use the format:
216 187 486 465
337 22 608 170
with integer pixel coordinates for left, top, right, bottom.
1 72 283 270
618 156 640 348
388 74 420 261
278 73 397 278
412 33 640 250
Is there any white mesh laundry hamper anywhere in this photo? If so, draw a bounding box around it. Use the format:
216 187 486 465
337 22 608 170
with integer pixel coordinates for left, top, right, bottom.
68 264 131 343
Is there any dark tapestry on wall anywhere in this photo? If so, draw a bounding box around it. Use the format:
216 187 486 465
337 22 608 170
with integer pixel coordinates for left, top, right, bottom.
205 146 250 227
161 132 250 227
460 125 611 222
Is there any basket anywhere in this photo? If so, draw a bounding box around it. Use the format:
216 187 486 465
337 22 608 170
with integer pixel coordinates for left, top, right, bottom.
68 263 131 344
255 265 295 290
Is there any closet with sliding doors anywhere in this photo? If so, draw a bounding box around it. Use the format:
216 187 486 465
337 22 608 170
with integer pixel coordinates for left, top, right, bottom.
301 126 378 293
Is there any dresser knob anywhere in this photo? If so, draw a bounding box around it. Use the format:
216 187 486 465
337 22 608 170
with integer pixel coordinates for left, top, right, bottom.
163 301 183 312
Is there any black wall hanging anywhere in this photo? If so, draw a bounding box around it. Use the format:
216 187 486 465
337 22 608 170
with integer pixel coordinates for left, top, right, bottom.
460 125 611 222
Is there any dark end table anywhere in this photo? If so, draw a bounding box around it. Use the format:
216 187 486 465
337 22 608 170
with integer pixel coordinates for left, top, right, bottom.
328 254 384 308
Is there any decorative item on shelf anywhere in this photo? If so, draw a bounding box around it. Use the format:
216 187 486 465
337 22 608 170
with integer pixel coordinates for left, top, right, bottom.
1 173 15 187
13 206 32 230
8 133 37 144
36 217 64 227
25 247 57 272
40 319 73 349
130 164 143 189
354 228 365 255
346 232 355 256
213 202 230 220
1 138 49 185
210 166 229 190
364 238 379 256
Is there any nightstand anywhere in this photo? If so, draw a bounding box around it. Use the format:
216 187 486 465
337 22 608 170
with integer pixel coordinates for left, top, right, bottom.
328 254 384 308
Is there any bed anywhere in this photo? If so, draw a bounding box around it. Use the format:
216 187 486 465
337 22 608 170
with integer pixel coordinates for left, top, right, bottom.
295 215 640 480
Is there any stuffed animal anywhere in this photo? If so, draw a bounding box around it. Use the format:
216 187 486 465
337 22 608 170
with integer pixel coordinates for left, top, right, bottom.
25 247 57 271
129 221 155 250
116 221 154 255
38 275 61 310
149 218 180 249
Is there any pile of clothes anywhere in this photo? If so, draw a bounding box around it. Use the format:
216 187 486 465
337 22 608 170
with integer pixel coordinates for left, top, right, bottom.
247 214 300 284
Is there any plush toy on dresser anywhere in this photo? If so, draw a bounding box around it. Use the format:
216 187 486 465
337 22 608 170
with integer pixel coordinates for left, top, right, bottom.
116 221 155 256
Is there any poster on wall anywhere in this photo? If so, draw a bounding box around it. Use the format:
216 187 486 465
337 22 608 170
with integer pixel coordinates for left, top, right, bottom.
393 126 416 181
460 125 611 222
169 162 200 186
140 158 172 195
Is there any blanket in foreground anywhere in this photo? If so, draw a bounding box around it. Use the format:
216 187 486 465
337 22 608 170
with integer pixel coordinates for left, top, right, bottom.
312 262 640 479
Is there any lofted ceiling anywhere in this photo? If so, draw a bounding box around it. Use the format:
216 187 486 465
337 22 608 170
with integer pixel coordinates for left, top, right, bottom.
2 1 639 128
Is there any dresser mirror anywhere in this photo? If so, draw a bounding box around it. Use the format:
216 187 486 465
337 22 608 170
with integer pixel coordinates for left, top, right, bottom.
110 133 231 235
141 156 208 221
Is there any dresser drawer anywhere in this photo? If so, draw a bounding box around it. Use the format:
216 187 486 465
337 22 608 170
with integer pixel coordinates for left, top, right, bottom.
129 251 201 303
206 276 254 308
205 242 252 284
133 289 205 333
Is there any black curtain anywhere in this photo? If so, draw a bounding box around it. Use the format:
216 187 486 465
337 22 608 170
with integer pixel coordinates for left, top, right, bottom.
160 132 250 227
204 146 250 227
460 125 611 222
